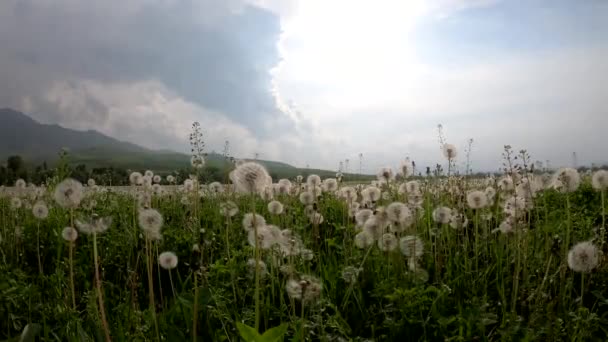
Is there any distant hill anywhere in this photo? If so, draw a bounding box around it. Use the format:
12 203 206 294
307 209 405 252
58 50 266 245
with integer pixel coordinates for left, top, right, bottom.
0 108 370 180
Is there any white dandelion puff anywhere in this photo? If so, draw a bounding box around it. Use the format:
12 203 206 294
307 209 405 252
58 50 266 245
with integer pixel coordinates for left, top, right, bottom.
592 170 608 191
32 201 49 219
399 235 424 257
567 241 599 273
432 207 452 224
62 227 79 242
158 251 178 270
466 190 488 209
53 178 84 209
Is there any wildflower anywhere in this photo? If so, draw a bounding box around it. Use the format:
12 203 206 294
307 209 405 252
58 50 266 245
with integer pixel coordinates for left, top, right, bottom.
10 197 22 210
242 213 266 232
300 249 314 261
62 227 79 242
354 231 375 249
32 201 49 219
15 179 26 189
551 168 580 193
386 202 412 224
399 235 424 257
158 251 178 270
278 229 304 256
432 207 452 224
361 186 381 203
166 175 175 183
567 241 599 273
87 179 96 187
377 167 394 183
342 266 361 284
285 275 322 303
443 144 457 159
307 174 321 188
355 209 374 227
497 176 514 191
53 178 84 209
209 182 224 194
399 160 413 179
485 186 496 201
503 196 528 217
130 172 143 185
466 190 488 209
267 200 284 215
183 179 195 192
247 259 268 278
592 170 608 191
299 191 315 205
231 162 271 194
220 201 239 217
152 175 161 184
378 233 398 252
138 209 163 240
493 218 514 234
449 212 468 229
76 215 112 235
339 186 358 202
247 226 276 249
322 178 338 192
191 155 205 169
363 217 385 240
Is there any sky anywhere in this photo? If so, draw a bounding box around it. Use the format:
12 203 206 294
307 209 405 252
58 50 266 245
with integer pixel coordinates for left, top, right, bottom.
0 0 606 174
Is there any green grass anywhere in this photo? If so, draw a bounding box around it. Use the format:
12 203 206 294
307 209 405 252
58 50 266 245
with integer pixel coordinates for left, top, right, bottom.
0 172 607 341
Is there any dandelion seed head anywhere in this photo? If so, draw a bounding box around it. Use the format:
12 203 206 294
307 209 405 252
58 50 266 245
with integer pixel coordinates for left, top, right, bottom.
32 201 49 219
399 235 424 257
220 201 239 217
138 209 163 239
306 174 321 188
378 233 398 252
130 172 143 185
190 155 205 169
567 241 599 273
299 191 315 205
592 170 608 191
355 209 374 227
466 190 488 209
158 251 178 270
443 143 457 159
231 162 271 194
62 227 78 242
53 178 84 209
552 168 580 193
10 197 22 210
386 202 412 224
267 200 284 215
322 178 338 192
432 206 452 224
354 231 375 249
242 213 266 231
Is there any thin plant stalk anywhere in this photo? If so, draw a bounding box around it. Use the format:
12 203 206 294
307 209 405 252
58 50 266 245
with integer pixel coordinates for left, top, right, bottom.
93 232 112 341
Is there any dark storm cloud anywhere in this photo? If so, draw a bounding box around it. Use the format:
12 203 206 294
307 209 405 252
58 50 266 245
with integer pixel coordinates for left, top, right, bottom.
0 0 287 135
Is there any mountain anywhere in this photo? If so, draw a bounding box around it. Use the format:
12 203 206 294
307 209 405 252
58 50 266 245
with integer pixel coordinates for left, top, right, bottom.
0 108 367 179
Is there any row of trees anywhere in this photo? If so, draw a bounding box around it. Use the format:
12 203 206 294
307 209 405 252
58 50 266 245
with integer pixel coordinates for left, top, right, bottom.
0 155 227 186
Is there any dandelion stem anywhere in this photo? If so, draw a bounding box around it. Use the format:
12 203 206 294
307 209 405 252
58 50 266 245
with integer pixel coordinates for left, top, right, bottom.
93 232 111 341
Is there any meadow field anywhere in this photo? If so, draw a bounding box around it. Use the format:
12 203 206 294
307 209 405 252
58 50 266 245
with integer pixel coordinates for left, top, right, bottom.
1 146 608 341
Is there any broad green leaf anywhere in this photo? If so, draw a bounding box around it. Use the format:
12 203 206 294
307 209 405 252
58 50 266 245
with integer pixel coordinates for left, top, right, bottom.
236 322 262 342
261 323 288 342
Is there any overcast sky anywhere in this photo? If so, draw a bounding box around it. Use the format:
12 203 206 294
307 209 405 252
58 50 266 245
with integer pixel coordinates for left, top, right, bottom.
1 0 606 173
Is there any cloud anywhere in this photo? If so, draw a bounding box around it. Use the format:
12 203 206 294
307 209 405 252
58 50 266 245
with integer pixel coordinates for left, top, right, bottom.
1 0 606 173
0 0 290 144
